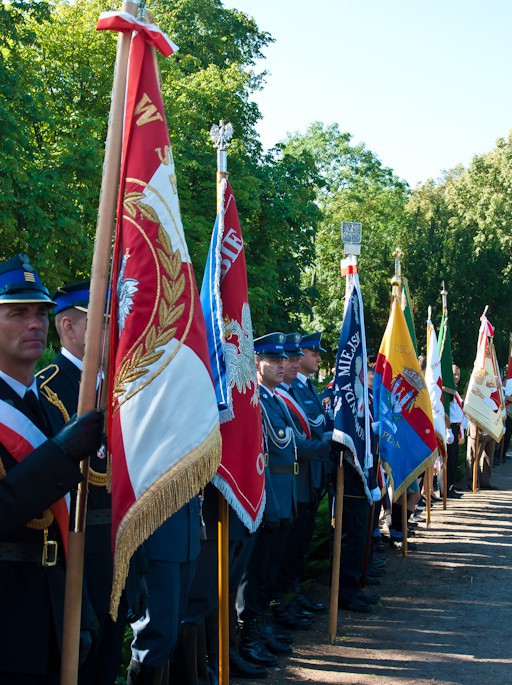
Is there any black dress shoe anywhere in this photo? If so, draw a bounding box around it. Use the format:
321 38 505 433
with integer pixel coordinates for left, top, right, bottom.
262 619 294 644
239 621 278 667
257 622 293 655
338 598 372 613
229 648 268 679
358 591 380 604
447 489 462 499
296 593 327 614
286 598 316 621
272 605 312 630
481 483 500 490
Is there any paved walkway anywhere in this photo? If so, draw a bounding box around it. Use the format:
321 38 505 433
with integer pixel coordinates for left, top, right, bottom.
237 458 512 684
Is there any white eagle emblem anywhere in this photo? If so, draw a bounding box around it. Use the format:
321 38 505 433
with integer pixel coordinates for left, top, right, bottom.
223 302 259 406
117 250 139 333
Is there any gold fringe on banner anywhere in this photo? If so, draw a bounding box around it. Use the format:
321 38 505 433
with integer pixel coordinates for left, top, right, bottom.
382 448 437 501
109 424 221 619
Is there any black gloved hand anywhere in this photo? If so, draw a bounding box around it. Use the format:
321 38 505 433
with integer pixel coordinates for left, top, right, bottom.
125 548 149 623
53 410 104 465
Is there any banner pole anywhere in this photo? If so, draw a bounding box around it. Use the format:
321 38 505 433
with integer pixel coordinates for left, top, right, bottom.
218 494 230 685
472 429 480 492
329 456 344 644
426 465 431 527
211 121 232 685
401 491 408 557
60 4 136 684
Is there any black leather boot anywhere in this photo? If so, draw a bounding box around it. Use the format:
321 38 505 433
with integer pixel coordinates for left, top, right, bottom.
229 647 268 679
272 601 312 630
238 619 277 667
127 659 166 685
256 620 292 655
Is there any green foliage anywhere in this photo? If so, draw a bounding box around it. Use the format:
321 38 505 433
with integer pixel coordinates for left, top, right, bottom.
283 122 410 362
1 0 511 366
399 139 512 368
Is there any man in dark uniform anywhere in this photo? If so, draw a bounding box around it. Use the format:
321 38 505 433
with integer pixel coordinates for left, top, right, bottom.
0 255 102 684
278 333 328 619
237 333 330 668
38 281 129 685
288 332 330 613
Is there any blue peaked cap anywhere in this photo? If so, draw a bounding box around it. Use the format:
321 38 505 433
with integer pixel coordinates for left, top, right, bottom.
254 332 288 358
0 254 55 306
52 280 90 315
284 332 304 356
299 331 326 353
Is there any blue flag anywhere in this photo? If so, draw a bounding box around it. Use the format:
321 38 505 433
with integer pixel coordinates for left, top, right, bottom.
332 258 373 500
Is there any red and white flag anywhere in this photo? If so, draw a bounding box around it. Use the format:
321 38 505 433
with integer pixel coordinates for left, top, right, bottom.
425 310 446 460
505 335 512 419
464 310 504 443
98 15 221 616
200 180 265 531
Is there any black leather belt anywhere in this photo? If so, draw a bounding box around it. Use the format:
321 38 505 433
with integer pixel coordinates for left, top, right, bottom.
269 464 299 475
86 508 111 526
0 542 48 563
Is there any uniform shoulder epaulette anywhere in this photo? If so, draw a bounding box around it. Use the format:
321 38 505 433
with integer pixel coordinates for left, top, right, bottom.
36 363 60 387
37 364 70 422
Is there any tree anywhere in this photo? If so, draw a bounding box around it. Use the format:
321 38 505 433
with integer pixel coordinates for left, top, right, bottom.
283 122 410 361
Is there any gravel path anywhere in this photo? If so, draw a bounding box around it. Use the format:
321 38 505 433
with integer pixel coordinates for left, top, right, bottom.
233 458 512 684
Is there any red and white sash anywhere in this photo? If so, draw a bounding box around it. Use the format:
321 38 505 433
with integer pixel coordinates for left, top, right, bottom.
0 399 69 555
275 387 312 439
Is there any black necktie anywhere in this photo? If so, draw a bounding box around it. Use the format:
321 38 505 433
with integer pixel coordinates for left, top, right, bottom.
24 389 50 435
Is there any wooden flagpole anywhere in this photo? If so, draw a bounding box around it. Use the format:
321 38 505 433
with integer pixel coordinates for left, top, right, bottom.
425 465 431 527
60 4 136 683
390 250 410 558
329 456 344 644
472 428 480 492
211 120 233 685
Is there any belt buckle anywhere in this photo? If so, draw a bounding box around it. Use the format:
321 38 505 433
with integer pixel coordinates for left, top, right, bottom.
293 462 299 476
42 530 58 567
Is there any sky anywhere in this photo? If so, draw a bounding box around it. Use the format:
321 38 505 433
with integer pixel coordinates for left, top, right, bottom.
222 0 512 187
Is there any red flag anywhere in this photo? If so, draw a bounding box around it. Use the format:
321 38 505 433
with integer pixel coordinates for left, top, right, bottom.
200 180 265 530
99 16 221 616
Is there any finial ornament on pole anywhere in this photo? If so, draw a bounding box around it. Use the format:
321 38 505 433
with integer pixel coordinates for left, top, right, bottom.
210 120 233 174
441 281 448 312
391 247 403 296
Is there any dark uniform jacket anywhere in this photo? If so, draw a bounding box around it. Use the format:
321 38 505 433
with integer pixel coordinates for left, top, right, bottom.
291 377 329 499
38 352 113 615
260 388 329 522
0 377 81 676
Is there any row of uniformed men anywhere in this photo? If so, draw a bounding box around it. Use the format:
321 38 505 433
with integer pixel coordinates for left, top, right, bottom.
0 253 379 685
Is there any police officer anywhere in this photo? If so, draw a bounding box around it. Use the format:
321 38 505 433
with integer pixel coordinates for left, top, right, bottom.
38 281 131 685
237 333 330 667
0 255 102 684
287 332 330 614
278 333 328 620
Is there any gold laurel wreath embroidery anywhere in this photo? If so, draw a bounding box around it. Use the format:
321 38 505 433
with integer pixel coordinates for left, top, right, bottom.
113 192 185 399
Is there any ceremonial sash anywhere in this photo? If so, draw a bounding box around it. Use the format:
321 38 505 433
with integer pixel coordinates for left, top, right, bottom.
0 399 69 555
275 387 312 439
